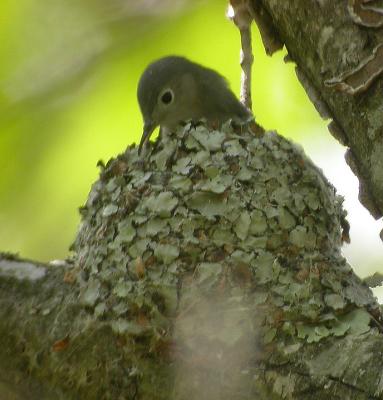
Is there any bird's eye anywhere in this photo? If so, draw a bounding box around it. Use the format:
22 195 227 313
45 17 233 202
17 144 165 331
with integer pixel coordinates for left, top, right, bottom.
160 89 173 105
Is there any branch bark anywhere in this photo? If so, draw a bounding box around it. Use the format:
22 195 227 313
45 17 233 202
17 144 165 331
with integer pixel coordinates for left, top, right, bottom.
2 122 383 399
252 0 383 232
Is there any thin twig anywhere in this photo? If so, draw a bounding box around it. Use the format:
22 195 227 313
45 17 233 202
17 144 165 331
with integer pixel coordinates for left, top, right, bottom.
228 0 254 111
239 25 254 110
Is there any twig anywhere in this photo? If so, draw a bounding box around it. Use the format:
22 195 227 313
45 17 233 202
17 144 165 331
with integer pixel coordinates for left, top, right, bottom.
228 0 254 110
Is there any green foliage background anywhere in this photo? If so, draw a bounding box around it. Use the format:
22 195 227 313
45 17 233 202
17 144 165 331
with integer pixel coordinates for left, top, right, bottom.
0 0 326 261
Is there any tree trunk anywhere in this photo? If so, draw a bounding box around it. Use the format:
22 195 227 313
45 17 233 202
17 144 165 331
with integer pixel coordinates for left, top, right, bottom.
253 0 383 230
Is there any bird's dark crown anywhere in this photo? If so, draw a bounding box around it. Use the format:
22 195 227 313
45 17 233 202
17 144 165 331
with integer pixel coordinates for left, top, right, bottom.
137 55 228 121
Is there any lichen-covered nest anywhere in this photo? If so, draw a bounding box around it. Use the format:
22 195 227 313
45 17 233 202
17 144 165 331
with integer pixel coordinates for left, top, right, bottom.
73 122 379 346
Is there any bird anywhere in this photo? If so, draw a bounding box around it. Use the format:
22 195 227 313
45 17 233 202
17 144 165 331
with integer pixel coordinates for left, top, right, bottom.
137 56 253 154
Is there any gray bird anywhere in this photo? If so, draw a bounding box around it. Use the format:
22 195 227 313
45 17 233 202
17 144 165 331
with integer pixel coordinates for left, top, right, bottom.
137 56 253 154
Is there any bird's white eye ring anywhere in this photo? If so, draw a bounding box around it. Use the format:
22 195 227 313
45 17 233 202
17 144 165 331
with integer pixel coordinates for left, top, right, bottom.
159 89 174 105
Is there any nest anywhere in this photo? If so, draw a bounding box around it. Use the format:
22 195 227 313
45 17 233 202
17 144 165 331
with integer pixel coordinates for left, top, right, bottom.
72 122 378 345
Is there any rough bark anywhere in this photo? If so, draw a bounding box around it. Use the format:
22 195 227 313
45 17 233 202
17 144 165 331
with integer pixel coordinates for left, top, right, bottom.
252 0 383 230
1 123 383 399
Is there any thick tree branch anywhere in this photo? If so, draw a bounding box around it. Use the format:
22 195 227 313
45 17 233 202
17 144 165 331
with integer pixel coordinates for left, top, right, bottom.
2 123 383 399
253 0 383 230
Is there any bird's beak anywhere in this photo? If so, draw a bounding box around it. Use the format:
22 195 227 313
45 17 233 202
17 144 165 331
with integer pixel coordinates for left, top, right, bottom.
138 121 156 155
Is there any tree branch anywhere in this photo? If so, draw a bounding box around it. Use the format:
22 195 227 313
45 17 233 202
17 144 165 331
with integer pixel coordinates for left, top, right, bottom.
253 0 383 235
2 122 383 398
